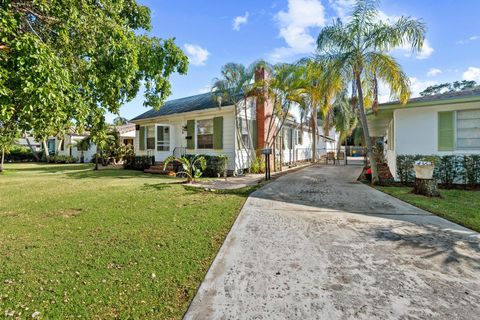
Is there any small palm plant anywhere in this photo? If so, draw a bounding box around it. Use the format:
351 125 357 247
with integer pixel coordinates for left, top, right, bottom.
163 155 206 183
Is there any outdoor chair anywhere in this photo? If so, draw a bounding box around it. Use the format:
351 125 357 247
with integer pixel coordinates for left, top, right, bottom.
326 152 336 165
337 151 346 165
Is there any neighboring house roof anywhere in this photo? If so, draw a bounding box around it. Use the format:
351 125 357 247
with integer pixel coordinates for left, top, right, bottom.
367 88 480 137
131 92 238 121
17 138 41 147
114 123 136 134
379 87 480 109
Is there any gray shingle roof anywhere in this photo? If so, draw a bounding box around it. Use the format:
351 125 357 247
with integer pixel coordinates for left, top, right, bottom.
380 87 480 107
130 92 237 121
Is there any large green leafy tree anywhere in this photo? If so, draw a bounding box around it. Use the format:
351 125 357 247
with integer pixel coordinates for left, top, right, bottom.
317 0 425 183
0 0 188 153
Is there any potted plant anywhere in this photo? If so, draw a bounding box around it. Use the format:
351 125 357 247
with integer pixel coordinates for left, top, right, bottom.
414 160 435 180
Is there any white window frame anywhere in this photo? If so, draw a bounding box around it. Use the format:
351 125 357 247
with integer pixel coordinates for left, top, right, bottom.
455 109 480 150
155 124 170 152
196 118 214 150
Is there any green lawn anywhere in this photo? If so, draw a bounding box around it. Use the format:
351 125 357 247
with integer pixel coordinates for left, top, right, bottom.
0 163 254 319
376 185 480 232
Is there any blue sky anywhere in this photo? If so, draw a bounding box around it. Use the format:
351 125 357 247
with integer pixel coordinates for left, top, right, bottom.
108 0 480 122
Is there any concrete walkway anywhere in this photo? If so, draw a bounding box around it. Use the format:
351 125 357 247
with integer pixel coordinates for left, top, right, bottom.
184 165 480 320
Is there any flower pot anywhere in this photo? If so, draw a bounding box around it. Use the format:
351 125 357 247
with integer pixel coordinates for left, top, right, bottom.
414 161 434 180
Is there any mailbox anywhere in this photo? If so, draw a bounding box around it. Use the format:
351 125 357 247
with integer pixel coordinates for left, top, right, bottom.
261 148 272 155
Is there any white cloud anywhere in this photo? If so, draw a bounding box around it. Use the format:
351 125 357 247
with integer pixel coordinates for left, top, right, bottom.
416 40 434 59
268 0 326 62
458 35 480 44
183 44 210 66
233 12 249 31
427 68 442 77
328 0 355 20
463 67 480 82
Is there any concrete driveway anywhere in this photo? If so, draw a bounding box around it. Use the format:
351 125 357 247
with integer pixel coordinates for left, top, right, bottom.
184 165 480 320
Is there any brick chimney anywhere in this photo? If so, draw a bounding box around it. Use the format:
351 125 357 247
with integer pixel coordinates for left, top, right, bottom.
255 67 275 152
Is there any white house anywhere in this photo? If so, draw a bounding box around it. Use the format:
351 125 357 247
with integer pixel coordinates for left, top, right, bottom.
47 124 136 163
367 88 480 179
130 90 337 174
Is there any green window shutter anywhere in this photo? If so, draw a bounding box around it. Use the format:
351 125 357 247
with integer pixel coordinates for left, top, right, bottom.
187 120 195 149
438 111 455 151
250 119 257 151
139 126 145 151
213 116 223 149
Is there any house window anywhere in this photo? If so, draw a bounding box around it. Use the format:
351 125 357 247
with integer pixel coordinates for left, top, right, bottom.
156 125 170 151
238 118 250 149
47 139 56 154
297 130 303 145
197 119 214 149
146 126 155 150
457 109 480 149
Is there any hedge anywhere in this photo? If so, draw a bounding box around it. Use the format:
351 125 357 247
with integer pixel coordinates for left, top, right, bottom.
4 146 40 162
123 155 155 171
183 154 228 177
396 154 480 186
49 155 78 164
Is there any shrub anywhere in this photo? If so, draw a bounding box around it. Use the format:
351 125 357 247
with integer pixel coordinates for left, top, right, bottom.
5 146 39 162
250 156 265 174
50 155 78 164
183 154 228 177
397 154 479 186
123 155 155 171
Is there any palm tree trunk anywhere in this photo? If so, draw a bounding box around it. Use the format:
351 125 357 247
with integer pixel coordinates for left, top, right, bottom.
42 140 50 163
311 105 317 163
0 148 4 173
94 153 99 170
355 73 379 184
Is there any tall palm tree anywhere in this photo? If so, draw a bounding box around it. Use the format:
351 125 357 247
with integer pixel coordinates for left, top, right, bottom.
317 0 425 183
291 59 343 162
211 63 256 165
331 91 358 156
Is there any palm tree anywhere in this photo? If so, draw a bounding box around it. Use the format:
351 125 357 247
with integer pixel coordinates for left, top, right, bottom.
212 63 256 166
70 137 92 163
331 91 358 157
317 0 426 183
113 116 128 126
291 59 343 163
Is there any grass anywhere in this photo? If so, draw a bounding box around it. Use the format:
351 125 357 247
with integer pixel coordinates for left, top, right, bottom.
0 163 255 319
376 185 480 232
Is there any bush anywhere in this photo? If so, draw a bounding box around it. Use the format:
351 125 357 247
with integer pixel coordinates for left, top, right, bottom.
123 155 155 171
50 155 78 164
183 154 228 177
250 156 265 174
5 146 39 162
397 154 479 186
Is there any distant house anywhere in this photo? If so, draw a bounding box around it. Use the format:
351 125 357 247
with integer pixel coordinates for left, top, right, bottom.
130 88 338 174
367 88 480 179
47 124 136 162
17 136 41 152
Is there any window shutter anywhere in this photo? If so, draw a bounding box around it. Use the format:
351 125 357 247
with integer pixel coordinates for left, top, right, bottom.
250 119 257 151
438 111 454 151
139 126 145 151
187 120 195 149
213 116 223 149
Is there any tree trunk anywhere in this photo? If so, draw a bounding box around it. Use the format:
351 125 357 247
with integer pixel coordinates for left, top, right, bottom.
94 153 99 170
336 133 343 157
355 73 379 184
24 132 39 161
42 140 50 163
56 139 63 155
0 148 4 172
311 105 317 163
414 178 440 197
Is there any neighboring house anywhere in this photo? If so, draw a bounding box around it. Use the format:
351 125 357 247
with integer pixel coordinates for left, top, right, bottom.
367 88 480 179
17 136 42 152
47 124 136 162
130 90 338 174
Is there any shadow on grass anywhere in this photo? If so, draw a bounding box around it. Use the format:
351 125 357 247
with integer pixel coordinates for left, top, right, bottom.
141 181 186 191
5 163 94 173
182 184 260 197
